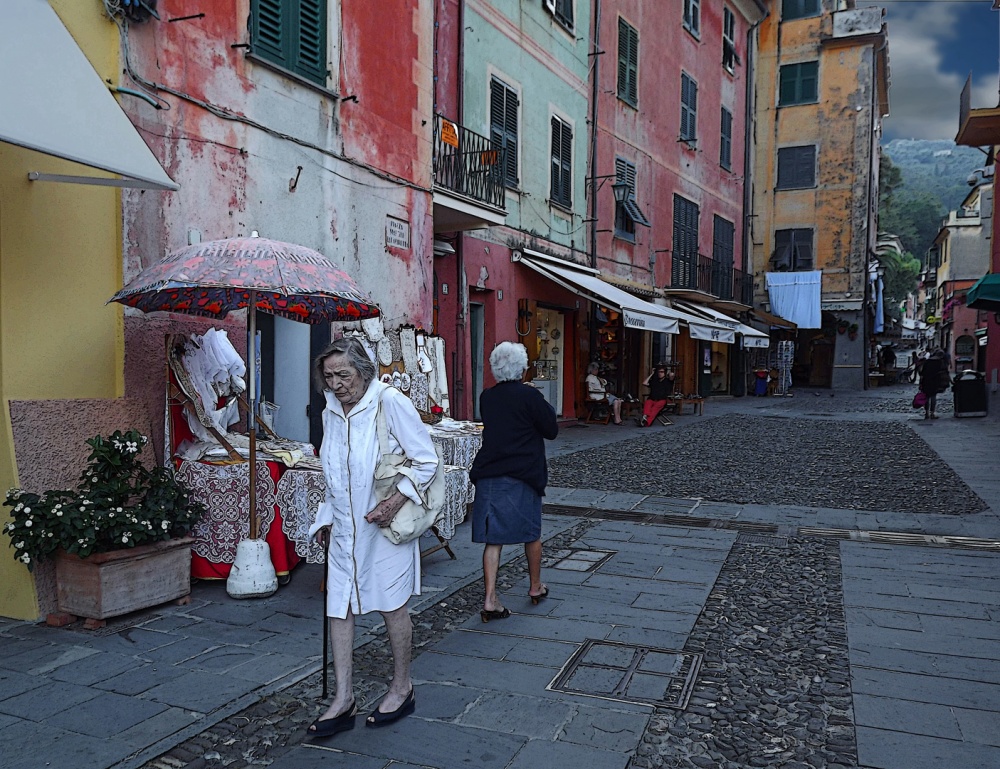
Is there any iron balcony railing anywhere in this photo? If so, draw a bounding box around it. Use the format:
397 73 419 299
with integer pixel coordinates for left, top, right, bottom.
670 254 751 304
433 114 507 211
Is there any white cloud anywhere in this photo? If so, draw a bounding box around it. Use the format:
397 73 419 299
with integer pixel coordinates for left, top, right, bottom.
881 5 999 141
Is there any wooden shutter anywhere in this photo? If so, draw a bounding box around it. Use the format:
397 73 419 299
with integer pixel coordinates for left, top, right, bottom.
491 79 519 187
253 0 287 67
550 117 572 207
720 108 732 169
618 19 638 105
681 74 697 141
296 0 327 84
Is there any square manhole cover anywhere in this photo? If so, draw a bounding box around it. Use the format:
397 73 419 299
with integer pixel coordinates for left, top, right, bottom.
542 548 616 572
548 639 702 710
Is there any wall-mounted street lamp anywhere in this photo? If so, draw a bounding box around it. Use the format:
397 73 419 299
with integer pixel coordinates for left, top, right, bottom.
611 181 630 204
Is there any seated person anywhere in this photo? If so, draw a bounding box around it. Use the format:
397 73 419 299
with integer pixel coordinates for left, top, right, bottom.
586 362 623 425
640 364 676 426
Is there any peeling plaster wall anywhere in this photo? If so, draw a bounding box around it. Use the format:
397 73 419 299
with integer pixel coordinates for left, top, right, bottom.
116 1 435 423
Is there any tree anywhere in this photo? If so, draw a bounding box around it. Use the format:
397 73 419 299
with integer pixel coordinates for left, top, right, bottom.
879 248 921 322
879 154 946 262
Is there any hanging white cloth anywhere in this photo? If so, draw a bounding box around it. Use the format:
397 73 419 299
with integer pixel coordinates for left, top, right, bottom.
766 271 822 330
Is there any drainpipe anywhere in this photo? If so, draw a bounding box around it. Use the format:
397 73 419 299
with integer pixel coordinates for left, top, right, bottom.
454 0 467 419
737 4 768 397
587 0 601 365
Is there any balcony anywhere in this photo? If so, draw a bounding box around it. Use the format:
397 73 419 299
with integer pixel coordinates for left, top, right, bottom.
663 253 752 311
432 114 507 233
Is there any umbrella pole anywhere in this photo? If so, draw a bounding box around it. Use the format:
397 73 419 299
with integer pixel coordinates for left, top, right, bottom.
248 290 258 540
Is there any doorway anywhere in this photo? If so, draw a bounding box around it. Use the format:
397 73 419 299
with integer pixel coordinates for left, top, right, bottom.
535 307 565 414
470 302 485 420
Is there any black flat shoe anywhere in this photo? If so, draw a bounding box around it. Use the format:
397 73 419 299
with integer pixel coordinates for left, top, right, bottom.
366 689 415 728
480 607 511 623
528 587 549 605
308 701 357 738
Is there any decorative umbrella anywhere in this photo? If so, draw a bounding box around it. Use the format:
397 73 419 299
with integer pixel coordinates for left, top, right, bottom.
109 234 380 596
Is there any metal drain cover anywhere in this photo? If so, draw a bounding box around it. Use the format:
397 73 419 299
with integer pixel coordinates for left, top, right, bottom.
543 548 616 572
736 532 789 547
548 639 702 710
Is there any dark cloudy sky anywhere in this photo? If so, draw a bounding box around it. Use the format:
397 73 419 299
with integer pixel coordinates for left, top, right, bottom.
869 0 999 142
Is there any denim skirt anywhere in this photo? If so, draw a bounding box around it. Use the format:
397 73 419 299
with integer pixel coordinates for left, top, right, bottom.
471 476 542 545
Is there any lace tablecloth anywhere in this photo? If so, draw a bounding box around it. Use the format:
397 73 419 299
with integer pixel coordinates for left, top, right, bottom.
427 421 483 470
176 460 301 579
276 464 474 560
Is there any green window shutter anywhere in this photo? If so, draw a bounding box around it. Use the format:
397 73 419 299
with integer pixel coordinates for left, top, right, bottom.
618 19 638 106
296 0 327 84
680 73 697 141
491 79 519 187
779 62 818 105
550 117 572 207
251 0 327 85
720 108 732 169
253 0 287 68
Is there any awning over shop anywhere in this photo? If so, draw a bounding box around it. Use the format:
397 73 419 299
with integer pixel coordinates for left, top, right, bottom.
515 252 679 335
0 0 178 191
515 251 734 341
967 274 1000 312
750 307 797 330
675 301 769 348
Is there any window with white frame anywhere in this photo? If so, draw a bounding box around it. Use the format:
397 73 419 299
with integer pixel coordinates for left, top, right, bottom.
683 0 700 38
722 7 737 73
550 116 572 209
544 0 574 31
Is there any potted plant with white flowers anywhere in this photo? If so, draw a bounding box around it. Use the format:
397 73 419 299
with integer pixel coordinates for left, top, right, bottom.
3 429 206 624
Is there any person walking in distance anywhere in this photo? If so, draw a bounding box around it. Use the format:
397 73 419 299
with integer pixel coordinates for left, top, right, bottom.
918 348 949 420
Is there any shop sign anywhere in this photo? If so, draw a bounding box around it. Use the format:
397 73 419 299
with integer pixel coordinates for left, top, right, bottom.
439 118 459 148
386 217 411 250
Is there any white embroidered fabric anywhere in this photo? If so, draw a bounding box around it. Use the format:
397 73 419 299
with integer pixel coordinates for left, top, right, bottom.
178 460 278 563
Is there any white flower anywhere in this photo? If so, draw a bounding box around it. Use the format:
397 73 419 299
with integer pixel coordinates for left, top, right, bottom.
113 440 123 450
121 535 129 543
141 435 148 445
126 441 138 453
116 507 123 513
47 532 53 537
78 538 86 545
23 507 30 514
24 520 31 528
14 541 24 549
19 553 30 564
55 511 63 517
161 521 170 530
13 504 22 512
109 512 115 518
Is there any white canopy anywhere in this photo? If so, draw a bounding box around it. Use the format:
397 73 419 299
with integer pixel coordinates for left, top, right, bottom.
516 251 734 341
0 0 178 191
674 301 770 348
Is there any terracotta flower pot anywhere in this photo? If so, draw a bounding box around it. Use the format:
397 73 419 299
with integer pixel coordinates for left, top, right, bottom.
55 537 193 621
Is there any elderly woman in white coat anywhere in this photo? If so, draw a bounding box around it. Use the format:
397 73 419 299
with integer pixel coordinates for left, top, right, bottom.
307 336 439 737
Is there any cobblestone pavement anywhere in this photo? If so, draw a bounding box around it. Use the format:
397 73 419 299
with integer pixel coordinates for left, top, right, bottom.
136 395 996 769
548 413 985 514
634 537 855 769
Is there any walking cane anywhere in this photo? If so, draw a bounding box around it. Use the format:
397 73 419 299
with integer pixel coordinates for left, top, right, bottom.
321 528 331 700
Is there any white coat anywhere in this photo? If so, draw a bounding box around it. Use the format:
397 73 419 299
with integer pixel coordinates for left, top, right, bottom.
308 380 439 618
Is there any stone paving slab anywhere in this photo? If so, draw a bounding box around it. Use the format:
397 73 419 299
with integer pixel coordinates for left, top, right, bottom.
856 725 1000 769
269 746 392 769
506 735 632 769
850 642 1000 685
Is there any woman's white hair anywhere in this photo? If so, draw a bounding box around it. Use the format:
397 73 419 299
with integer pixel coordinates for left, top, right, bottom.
490 341 528 382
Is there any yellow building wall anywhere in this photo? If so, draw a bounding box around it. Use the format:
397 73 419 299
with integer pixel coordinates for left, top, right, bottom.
0 1 123 619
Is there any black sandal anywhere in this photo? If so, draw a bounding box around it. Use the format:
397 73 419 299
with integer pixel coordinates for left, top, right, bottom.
308 701 357 738
480 607 511 623
366 689 415 728
529 587 549 605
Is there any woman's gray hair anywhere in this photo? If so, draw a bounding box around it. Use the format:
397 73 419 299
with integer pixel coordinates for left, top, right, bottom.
587 362 600 375
313 336 377 392
490 342 528 383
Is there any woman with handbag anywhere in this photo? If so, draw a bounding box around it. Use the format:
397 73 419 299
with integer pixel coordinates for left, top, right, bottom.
918 348 949 420
470 342 559 622
307 337 439 736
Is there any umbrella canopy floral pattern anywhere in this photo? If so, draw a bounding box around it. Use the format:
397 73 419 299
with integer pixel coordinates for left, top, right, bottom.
109 237 379 323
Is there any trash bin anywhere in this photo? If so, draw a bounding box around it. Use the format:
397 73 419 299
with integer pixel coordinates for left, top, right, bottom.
952 370 988 418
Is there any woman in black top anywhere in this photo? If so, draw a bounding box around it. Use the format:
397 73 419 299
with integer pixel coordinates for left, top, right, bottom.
469 342 559 622
918 348 949 420
639 364 675 427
